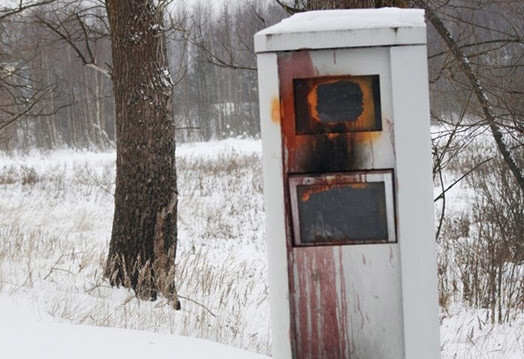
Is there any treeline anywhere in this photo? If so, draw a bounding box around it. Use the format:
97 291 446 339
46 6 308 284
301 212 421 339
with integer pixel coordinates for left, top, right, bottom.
0 0 521 151
426 0 522 131
1 5 114 150
0 1 286 151
170 2 286 142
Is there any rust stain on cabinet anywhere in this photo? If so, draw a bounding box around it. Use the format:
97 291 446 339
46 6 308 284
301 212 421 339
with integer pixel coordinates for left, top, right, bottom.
299 182 369 202
271 97 281 124
295 76 381 135
291 246 350 359
277 50 386 358
278 52 382 174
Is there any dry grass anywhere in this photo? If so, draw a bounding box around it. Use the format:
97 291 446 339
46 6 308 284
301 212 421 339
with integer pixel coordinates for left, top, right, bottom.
1 137 523 358
0 144 270 355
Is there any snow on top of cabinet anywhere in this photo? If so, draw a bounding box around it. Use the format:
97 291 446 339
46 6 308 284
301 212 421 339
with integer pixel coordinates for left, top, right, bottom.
255 8 427 53
261 8 424 33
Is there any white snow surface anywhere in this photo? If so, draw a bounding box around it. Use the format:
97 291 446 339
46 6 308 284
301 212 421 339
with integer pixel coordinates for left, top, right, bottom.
1 137 523 359
0 295 266 359
257 7 425 35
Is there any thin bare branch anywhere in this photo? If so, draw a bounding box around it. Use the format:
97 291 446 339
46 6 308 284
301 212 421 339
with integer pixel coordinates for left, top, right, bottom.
415 0 524 195
0 0 56 21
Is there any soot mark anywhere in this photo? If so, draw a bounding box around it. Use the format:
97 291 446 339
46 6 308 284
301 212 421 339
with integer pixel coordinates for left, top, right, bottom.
296 182 389 244
317 81 363 123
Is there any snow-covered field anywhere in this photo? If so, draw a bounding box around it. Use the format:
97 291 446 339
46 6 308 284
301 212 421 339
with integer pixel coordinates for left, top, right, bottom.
0 138 522 358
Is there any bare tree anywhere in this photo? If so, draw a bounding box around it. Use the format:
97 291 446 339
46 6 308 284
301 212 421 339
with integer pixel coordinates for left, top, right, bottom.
3 0 179 302
31 1 115 149
35 1 112 79
104 0 179 305
0 0 55 21
275 0 523 194
414 0 524 194
0 0 61 149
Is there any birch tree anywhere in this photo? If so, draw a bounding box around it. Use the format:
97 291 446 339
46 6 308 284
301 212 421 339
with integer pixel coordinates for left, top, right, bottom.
0 1 58 149
414 0 524 195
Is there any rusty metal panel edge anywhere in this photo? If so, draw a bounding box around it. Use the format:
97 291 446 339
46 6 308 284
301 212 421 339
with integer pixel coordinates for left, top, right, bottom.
288 170 397 247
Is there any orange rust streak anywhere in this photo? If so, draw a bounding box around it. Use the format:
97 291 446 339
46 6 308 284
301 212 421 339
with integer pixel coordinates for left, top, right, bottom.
307 84 319 122
354 130 381 144
270 96 280 124
301 182 371 201
347 183 369 189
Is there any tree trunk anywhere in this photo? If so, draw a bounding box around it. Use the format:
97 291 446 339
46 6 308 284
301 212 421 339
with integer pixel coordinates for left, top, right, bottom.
104 0 179 304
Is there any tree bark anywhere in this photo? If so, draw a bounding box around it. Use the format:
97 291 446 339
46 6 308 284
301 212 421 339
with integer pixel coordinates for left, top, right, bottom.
104 0 179 304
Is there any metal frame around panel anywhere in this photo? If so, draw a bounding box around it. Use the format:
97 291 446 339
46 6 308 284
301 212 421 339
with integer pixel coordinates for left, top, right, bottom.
288 169 396 247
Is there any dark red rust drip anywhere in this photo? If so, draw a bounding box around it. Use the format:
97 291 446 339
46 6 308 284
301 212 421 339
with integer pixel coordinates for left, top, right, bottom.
280 49 355 359
280 50 317 358
292 247 351 358
338 247 350 358
278 51 317 174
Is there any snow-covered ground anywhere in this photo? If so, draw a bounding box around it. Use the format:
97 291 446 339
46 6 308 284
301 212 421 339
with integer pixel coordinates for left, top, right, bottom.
440 305 524 359
0 138 522 358
0 295 267 359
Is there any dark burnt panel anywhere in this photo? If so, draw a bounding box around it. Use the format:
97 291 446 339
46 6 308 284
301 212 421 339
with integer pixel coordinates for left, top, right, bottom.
292 180 389 245
294 75 382 135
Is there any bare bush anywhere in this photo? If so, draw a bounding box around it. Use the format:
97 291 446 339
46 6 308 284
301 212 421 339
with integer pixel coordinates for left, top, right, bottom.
438 143 524 323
